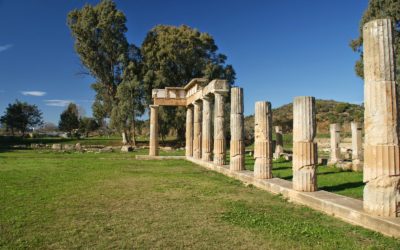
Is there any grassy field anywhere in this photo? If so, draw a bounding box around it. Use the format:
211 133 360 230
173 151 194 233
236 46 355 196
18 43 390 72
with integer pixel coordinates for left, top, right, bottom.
1 149 398 248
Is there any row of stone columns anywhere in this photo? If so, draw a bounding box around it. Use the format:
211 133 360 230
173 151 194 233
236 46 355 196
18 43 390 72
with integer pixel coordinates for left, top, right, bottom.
286 18 400 210
328 122 363 169
183 88 247 171
149 18 399 218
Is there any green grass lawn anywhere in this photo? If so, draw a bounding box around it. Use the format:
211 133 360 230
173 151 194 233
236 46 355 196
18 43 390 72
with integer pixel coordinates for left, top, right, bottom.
1 150 398 248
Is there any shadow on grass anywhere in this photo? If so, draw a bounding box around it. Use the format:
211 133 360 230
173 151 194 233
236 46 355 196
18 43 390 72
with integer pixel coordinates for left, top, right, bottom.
273 166 291 171
320 181 364 192
317 171 341 176
280 175 293 181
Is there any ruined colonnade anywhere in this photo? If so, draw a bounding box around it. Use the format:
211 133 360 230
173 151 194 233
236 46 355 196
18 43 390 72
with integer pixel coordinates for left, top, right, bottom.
147 18 400 219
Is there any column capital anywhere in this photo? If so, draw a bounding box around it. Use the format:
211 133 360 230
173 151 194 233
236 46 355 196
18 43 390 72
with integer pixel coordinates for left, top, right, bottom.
202 95 212 101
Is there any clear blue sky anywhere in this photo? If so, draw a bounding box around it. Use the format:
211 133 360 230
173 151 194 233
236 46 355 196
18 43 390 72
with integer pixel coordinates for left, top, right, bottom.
0 0 367 124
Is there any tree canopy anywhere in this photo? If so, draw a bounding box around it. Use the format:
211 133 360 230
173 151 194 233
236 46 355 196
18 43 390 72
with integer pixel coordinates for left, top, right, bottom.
67 1 236 142
141 25 236 140
0 100 43 136
350 0 400 80
67 0 130 120
79 117 99 137
67 0 143 142
59 103 80 133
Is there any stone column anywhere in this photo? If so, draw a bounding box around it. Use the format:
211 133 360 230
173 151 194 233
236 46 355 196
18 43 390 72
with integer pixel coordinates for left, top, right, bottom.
292 96 317 192
363 18 400 217
351 121 363 171
273 126 284 159
214 93 226 165
202 96 212 161
193 101 202 159
254 101 273 179
230 87 245 171
328 123 341 165
149 105 159 156
185 106 193 157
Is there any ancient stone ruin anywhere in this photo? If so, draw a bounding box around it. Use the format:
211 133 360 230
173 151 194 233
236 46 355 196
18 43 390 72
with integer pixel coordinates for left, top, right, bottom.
292 96 317 192
328 123 341 165
362 18 400 217
254 101 273 179
273 126 284 159
140 18 400 236
351 121 363 171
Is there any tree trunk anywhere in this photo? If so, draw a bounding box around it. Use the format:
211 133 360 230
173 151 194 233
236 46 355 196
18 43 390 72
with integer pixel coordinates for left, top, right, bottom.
131 119 136 147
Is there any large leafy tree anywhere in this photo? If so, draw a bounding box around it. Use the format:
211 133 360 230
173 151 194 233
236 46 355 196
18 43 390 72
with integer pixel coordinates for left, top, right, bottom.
110 71 145 145
0 100 43 136
59 103 80 133
79 117 99 137
141 25 236 140
350 0 400 80
67 0 143 142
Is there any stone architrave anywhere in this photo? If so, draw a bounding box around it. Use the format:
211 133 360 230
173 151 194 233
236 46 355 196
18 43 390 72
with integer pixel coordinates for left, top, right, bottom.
213 93 226 165
254 101 273 179
363 18 400 217
193 101 202 159
185 106 194 157
149 105 159 156
273 126 284 159
351 122 363 171
230 87 245 171
292 96 318 192
328 123 341 165
202 96 212 161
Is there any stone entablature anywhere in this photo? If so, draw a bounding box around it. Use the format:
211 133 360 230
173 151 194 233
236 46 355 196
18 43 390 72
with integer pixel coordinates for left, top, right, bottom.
152 78 229 106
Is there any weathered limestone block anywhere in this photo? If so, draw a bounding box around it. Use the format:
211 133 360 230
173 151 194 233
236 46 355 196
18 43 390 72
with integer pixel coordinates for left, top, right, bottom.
292 96 317 192
149 105 159 156
273 126 284 159
351 122 363 171
121 145 133 152
193 101 202 159
254 101 273 179
230 87 245 171
213 93 226 165
328 123 341 165
52 144 62 150
363 18 400 217
64 144 75 151
202 96 212 161
185 106 193 157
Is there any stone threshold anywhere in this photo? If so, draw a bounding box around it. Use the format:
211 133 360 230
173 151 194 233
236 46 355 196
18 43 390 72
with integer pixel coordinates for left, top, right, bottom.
186 156 400 238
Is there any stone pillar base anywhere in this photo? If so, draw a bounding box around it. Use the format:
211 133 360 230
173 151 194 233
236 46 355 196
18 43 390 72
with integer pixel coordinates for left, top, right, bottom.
213 139 225 166
293 141 317 192
364 176 400 217
202 151 212 162
230 139 245 171
254 158 272 179
293 167 317 192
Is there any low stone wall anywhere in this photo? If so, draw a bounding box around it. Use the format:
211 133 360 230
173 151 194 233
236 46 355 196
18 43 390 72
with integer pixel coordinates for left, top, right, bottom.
186 157 400 238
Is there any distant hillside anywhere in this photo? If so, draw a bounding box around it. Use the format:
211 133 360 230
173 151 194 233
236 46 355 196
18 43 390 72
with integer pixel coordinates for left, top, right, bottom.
244 99 364 137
